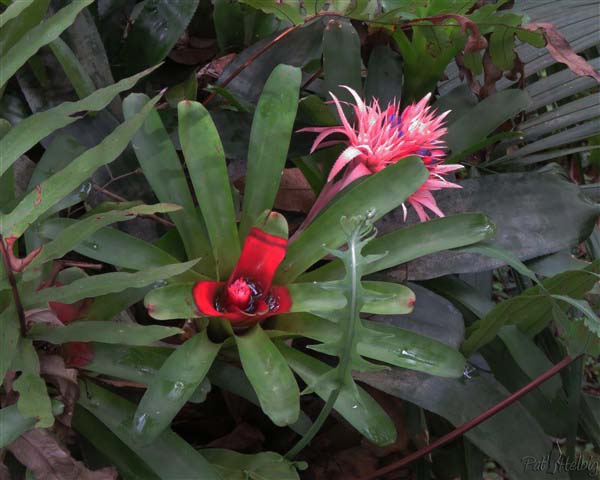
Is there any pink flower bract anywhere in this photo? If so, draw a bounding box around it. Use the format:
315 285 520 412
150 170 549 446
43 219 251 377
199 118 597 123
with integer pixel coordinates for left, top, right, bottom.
299 86 463 222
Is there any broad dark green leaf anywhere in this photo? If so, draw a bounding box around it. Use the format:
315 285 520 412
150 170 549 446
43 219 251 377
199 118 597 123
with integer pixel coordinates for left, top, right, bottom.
322 18 362 118
78 381 220 479
28 322 181 346
278 341 397 446
0 65 158 177
376 169 599 281
123 93 214 270
0 0 94 89
301 213 495 282
239 64 301 240
132 330 220 443
217 18 325 102
444 89 531 155
2 93 162 237
178 100 240 279
117 0 199 77
235 325 300 427
364 45 403 107
355 358 567 480
277 156 428 283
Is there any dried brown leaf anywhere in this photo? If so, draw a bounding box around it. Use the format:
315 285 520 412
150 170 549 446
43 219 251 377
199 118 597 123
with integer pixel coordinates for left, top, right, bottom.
39 356 78 428
524 22 600 82
8 429 117 480
274 168 316 213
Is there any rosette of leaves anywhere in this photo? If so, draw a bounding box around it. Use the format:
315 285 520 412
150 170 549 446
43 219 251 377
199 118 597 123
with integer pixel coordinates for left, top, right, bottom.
26 57 498 461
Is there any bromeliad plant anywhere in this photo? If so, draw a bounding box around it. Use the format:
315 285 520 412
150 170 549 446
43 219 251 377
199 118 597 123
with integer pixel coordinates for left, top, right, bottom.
60 64 496 448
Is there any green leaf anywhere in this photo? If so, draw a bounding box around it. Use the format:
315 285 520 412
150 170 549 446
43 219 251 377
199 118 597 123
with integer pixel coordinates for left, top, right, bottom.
0 0 35 26
0 0 94 89
553 295 600 328
322 18 362 118
213 0 246 52
497 326 561 401
27 259 199 308
208 360 312 436
0 65 158 178
145 280 415 320
0 302 20 386
73 407 160 480
0 400 62 449
117 0 199 76
38 218 199 277
238 0 305 24
489 25 515 70
278 342 396 446
48 37 95 99
235 325 300 427
457 240 539 284
364 45 403 107
444 89 531 155
0 404 36 448
123 94 213 270
271 313 466 378
25 203 182 278
178 100 240 279
277 156 428 283
300 213 495 282
201 449 302 480
1 93 162 237
12 339 53 428
28 322 181 346
24 134 87 251
462 261 600 356
289 281 415 315
239 64 301 240
78 381 220 480
132 330 220 444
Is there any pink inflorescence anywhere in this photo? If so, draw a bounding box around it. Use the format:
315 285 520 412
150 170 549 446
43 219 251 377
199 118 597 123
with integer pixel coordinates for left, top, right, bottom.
299 86 463 222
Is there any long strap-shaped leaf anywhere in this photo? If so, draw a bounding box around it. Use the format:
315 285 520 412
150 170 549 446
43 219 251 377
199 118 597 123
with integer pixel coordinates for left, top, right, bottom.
276 156 428 283
0 65 159 178
235 324 300 427
25 259 199 308
0 93 161 237
0 302 19 387
238 64 301 240
24 203 181 278
300 213 496 282
78 381 220 480
132 330 220 444
124 94 214 272
178 100 240 279
0 0 93 89
0 0 34 26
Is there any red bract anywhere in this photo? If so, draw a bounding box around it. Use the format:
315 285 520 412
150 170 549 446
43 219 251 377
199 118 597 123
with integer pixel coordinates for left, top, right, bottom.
192 227 291 327
45 282 94 367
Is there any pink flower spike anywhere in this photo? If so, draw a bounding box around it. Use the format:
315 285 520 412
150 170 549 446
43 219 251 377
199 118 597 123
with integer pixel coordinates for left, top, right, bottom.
296 86 464 232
